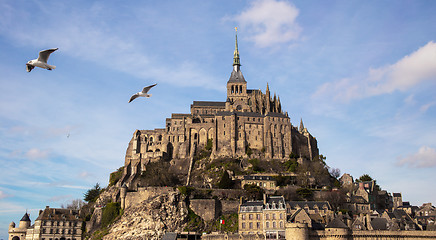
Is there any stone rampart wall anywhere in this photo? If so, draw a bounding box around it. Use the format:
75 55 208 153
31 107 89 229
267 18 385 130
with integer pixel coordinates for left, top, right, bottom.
204 228 436 240
190 199 218 222
203 233 265 240
221 200 240 214
124 187 177 209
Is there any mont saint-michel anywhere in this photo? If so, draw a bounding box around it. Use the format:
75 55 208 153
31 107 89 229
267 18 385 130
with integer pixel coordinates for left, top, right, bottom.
7 30 436 240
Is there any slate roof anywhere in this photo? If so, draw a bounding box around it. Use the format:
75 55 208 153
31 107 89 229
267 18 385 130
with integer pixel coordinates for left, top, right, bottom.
287 201 332 210
241 201 264 207
228 70 246 83
371 218 388 230
20 213 31 222
216 111 233 116
35 207 81 221
266 112 288 118
243 175 274 181
191 101 226 107
393 193 402 197
236 112 265 117
325 217 348 229
171 113 191 119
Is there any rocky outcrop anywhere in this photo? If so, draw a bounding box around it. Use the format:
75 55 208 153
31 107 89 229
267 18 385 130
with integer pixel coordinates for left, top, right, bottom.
102 190 188 240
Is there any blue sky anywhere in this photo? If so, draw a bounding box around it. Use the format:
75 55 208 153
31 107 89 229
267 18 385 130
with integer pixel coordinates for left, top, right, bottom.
1 0 436 237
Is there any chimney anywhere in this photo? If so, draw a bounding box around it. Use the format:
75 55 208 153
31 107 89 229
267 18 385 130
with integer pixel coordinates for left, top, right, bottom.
263 193 267 205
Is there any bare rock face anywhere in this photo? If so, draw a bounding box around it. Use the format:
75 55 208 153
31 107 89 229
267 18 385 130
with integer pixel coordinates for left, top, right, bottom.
103 191 188 240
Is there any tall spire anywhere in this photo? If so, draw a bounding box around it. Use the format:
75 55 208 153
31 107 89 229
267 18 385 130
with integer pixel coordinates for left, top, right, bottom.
299 118 305 132
233 27 240 71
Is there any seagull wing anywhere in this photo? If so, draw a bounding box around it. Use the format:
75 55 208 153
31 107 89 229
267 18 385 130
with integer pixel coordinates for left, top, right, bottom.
141 83 157 94
38 48 58 63
129 93 140 103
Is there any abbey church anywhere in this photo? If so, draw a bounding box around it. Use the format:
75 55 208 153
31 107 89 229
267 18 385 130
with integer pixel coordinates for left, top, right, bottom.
119 32 318 189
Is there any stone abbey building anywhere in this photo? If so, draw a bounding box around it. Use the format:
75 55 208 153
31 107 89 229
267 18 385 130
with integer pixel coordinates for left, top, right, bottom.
119 32 318 189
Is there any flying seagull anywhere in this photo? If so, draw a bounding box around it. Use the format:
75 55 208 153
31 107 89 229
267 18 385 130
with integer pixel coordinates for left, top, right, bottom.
26 48 58 72
129 83 157 103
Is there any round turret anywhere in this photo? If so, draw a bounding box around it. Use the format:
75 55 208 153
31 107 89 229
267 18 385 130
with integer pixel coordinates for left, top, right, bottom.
9 221 15 229
18 212 31 229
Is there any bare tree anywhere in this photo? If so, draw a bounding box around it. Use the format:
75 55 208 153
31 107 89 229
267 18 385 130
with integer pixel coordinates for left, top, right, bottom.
329 168 341 179
61 199 85 210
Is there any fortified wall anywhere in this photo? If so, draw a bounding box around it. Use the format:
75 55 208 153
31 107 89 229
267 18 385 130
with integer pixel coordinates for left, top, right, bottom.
118 31 319 190
202 223 436 240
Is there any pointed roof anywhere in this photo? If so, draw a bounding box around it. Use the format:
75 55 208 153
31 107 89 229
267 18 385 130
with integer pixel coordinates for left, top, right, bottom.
299 118 304 132
326 217 348 229
228 28 246 83
20 212 31 222
233 27 240 67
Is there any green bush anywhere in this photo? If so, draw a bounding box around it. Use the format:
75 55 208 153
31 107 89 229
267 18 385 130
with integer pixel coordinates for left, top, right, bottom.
218 171 234 189
248 158 263 172
109 167 124 186
101 202 121 228
289 152 299 159
84 183 102 203
178 186 195 196
284 159 298 172
205 138 213 151
296 188 313 199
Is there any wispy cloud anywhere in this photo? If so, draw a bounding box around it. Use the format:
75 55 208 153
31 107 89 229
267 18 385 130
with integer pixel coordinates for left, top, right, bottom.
233 0 301 48
397 146 436 168
26 148 50 160
0 1 221 90
313 41 436 102
0 191 10 200
420 101 436 113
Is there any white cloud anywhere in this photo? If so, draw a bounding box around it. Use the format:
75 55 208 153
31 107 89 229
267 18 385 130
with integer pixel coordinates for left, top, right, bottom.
420 101 436 113
26 148 50 160
233 0 301 48
0 191 10 199
397 146 436 168
314 41 436 102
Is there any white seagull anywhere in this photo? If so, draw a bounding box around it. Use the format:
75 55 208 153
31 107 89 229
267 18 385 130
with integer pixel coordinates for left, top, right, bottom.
26 48 58 72
129 83 157 103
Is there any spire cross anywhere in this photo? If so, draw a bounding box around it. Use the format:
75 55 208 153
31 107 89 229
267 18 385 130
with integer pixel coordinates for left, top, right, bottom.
233 27 240 70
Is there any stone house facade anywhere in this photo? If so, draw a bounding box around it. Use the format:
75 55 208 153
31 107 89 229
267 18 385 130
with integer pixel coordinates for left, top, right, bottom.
238 195 286 239
8 206 82 240
241 175 277 190
119 32 319 189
